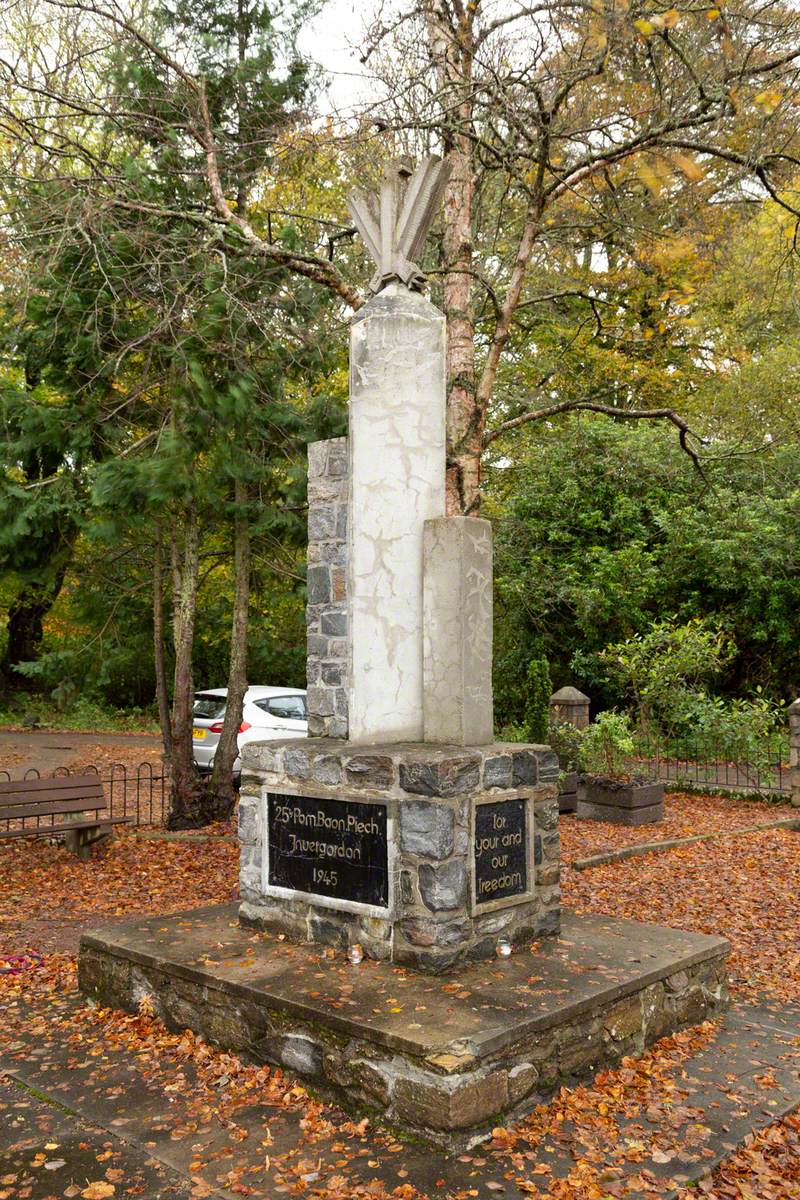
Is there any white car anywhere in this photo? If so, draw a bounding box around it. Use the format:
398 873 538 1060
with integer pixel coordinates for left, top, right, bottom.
192 686 307 778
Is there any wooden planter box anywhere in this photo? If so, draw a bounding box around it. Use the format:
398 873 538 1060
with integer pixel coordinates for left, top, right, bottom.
577 777 664 826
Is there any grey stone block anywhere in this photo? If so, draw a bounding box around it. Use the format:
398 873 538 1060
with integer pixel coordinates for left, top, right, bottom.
508 1062 539 1104
399 755 481 797
418 860 467 911
321 609 347 637
327 439 348 476
306 603 321 629
306 686 335 717
394 1070 509 1132
238 798 259 845
240 842 262 875
483 754 512 789
322 541 347 565
512 751 538 785
537 909 561 936
538 750 560 782
307 564 331 605
307 439 328 481
400 916 470 947
535 798 559 830
542 831 560 860
275 1034 324 1077
307 910 350 948
400 869 416 906
345 755 394 789
399 799 455 859
283 748 311 778
310 755 343 785
306 659 321 684
321 662 344 686
308 505 338 541
473 908 514 936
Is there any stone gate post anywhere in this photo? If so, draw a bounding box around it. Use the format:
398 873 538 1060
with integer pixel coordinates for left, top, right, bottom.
789 698 800 808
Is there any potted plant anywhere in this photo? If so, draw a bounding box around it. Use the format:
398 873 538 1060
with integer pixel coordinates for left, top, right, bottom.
576 711 664 824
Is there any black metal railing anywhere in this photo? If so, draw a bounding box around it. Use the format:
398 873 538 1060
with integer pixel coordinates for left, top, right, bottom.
629 729 791 797
0 761 170 830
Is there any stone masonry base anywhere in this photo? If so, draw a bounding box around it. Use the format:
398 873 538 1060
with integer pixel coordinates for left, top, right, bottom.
239 739 561 971
78 904 730 1146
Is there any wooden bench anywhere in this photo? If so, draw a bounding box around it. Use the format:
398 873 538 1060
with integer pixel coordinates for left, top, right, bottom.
0 775 131 859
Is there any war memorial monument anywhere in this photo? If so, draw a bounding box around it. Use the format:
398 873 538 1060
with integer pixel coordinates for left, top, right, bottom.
79 158 730 1142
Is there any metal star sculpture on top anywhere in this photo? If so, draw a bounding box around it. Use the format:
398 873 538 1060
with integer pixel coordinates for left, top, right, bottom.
347 155 451 294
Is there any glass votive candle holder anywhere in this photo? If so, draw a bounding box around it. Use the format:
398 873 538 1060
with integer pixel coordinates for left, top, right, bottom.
495 937 513 959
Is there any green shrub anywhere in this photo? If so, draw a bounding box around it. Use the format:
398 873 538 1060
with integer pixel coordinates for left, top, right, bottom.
548 720 584 773
0 691 158 731
524 656 552 743
577 711 635 779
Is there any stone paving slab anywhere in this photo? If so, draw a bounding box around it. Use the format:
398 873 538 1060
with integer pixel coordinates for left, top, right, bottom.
0 1073 194 1199
1 995 799 1198
80 904 728 1060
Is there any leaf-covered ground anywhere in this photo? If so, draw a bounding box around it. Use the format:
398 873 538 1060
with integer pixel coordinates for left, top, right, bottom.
562 826 800 1007
559 791 795 863
0 835 237 955
1 798 799 1200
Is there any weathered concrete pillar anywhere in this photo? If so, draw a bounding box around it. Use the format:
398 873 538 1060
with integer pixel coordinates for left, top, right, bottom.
305 438 349 738
549 687 590 815
789 698 800 808
549 686 590 731
347 284 446 743
423 516 493 745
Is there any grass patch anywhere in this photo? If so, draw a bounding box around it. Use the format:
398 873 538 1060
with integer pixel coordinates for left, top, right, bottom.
0 693 160 733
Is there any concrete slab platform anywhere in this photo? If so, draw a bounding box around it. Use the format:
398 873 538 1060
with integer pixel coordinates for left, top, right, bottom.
2 992 798 1198
78 904 729 1143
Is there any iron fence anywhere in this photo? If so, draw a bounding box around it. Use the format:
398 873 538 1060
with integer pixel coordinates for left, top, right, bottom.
0 761 170 830
629 730 791 797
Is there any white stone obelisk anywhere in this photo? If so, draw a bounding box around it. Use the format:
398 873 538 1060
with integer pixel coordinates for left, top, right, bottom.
346 158 449 743
347 286 446 742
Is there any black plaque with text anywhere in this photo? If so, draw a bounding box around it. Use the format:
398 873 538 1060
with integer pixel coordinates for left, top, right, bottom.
267 792 389 908
474 798 528 906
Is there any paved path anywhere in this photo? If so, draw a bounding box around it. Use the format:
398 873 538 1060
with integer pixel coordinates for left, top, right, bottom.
0 1074 193 1198
2 992 798 1199
0 729 163 777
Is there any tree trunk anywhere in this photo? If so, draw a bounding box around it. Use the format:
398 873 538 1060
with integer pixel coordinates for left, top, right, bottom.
429 4 480 516
153 517 173 760
208 477 250 818
166 506 205 828
4 591 50 676
443 135 479 516
2 542 75 681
